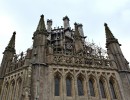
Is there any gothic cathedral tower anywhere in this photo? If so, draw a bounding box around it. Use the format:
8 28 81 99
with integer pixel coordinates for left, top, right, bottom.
0 15 130 100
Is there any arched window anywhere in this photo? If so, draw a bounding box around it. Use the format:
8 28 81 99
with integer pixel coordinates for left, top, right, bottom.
77 78 84 96
110 81 117 99
89 79 95 96
54 76 60 96
1 82 9 100
15 78 22 99
9 80 15 100
66 77 72 96
99 80 106 98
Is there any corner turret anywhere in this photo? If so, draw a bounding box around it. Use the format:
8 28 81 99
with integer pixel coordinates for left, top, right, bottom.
0 32 16 94
104 23 129 70
104 23 130 100
31 15 49 100
0 32 16 77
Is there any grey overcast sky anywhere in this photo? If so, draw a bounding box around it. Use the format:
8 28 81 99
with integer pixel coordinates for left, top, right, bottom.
0 0 130 63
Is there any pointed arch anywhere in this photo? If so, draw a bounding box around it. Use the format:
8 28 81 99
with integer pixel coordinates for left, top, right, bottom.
99 79 106 98
88 75 96 97
77 73 85 96
109 77 117 99
77 73 85 81
1 82 9 100
54 71 62 96
65 71 73 79
14 77 22 100
7 79 15 100
66 72 74 96
54 71 62 78
99 76 107 98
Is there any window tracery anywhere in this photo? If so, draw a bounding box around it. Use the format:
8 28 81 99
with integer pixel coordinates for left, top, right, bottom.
66 77 72 96
99 80 106 98
109 80 117 99
54 73 61 96
89 79 95 96
77 75 84 96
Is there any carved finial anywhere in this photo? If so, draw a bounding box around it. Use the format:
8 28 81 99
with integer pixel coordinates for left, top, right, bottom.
104 23 107 27
36 14 46 31
41 14 44 18
4 31 16 53
13 31 16 35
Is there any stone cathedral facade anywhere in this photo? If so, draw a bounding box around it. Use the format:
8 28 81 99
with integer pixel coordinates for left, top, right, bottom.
0 15 130 100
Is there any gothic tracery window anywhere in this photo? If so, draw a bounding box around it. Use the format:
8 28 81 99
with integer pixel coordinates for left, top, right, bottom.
99 80 106 98
77 77 84 96
10 80 15 100
89 79 95 96
15 78 22 99
54 75 60 96
2 82 9 100
110 80 117 99
66 77 72 96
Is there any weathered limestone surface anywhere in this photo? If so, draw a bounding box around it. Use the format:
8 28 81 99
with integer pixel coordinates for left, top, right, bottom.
0 15 129 100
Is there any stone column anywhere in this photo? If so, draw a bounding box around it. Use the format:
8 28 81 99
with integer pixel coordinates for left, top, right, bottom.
74 70 78 100
95 72 101 100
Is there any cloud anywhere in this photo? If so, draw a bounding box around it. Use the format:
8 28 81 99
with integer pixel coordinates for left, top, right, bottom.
0 0 130 63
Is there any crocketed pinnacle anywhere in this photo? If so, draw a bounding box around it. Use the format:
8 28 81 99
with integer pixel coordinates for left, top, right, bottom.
36 14 46 31
5 31 16 53
104 23 120 48
104 23 115 39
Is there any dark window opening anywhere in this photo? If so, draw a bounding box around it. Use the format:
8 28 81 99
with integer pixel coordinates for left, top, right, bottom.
99 80 106 98
77 78 84 96
110 81 117 99
89 79 95 96
55 77 60 96
66 78 72 96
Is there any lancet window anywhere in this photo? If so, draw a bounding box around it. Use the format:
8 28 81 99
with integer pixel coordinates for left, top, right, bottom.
54 74 61 96
110 80 117 99
89 79 95 96
77 77 84 96
66 77 72 96
99 80 106 98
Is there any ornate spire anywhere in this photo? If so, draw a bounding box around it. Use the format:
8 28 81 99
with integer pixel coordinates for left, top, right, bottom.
4 31 16 53
104 23 119 48
36 14 46 31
